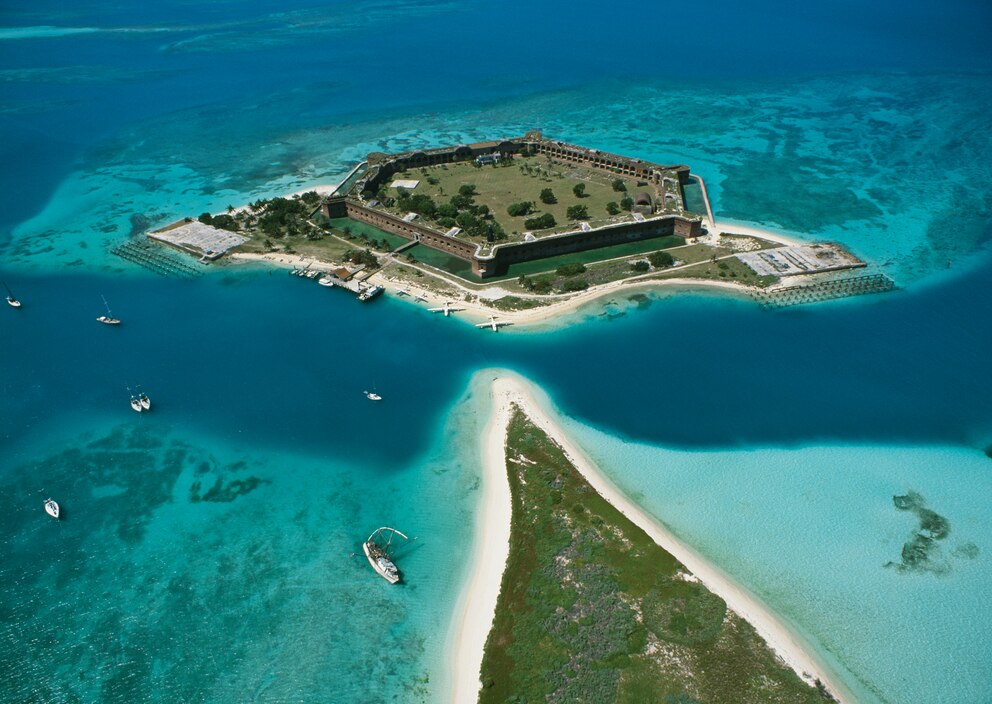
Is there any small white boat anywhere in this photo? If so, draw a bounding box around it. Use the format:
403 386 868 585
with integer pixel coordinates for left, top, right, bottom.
318 276 335 287
363 390 382 401
138 393 151 411
44 498 60 519
363 527 409 584
130 396 143 413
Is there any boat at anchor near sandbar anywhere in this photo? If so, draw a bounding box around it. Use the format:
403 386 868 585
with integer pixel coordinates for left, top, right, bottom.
363 527 410 584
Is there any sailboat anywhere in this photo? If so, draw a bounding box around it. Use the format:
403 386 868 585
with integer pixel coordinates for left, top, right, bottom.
127 387 143 413
363 389 382 401
363 527 410 584
44 498 60 519
96 295 121 325
138 391 151 411
3 281 20 308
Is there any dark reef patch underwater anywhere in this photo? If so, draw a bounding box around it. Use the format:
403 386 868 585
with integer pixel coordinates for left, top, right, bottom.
886 491 978 575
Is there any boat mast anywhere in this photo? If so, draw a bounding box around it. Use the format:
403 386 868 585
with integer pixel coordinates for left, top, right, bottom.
101 294 112 315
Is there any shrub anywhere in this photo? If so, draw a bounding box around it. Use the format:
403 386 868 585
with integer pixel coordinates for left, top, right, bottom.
572 183 586 198
612 179 627 192
630 260 650 272
559 278 589 292
450 193 473 209
620 196 634 211
210 214 239 232
458 184 477 197
606 201 620 215
556 263 587 277
437 203 458 218
456 212 478 229
566 205 589 220
524 213 557 230
507 201 534 217
539 188 557 204
649 251 674 268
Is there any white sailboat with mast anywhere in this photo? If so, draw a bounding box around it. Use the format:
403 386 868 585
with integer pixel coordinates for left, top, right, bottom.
363 527 410 584
97 295 121 325
3 280 20 308
44 498 60 519
127 386 143 413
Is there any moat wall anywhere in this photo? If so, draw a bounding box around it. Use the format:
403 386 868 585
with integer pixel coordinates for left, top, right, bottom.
320 131 702 278
321 196 698 277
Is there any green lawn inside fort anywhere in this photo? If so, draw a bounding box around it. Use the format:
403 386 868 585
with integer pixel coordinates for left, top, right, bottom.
375 154 690 245
478 408 836 704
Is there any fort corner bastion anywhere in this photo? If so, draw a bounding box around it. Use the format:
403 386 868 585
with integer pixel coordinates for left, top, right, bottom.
315 130 704 278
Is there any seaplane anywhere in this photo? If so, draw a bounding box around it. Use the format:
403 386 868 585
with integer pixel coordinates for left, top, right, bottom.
395 288 409 297
44 498 60 519
413 293 426 303
428 301 463 317
476 315 512 332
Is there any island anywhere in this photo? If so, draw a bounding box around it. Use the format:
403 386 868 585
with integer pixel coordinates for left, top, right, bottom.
143 131 889 325
447 374 852 703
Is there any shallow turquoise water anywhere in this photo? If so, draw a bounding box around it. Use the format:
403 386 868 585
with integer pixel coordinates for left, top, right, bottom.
2 0 992 702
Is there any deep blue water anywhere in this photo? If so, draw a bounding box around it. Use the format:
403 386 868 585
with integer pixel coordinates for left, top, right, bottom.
2 0 992 701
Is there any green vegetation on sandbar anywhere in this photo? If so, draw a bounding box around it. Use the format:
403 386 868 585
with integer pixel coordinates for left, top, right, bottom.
479 409 836 704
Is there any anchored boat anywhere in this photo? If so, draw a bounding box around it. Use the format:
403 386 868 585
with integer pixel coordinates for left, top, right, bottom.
44 498 60 519
96 295 121 325
363 388 382 401
127 386 143 413
138 392 151 410
363 527 409 584
3 281 20 308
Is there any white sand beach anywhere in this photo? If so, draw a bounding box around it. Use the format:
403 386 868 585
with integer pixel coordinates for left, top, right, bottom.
448 372 855 704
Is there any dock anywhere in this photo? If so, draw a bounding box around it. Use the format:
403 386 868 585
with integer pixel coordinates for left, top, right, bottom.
289 266 383 301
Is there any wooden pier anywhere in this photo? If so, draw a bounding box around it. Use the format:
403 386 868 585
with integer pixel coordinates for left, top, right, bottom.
752 273 895 309
290 267 383 301
111 240 203 279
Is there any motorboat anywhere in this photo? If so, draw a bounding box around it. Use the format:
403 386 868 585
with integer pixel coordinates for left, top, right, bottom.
358 285 383 302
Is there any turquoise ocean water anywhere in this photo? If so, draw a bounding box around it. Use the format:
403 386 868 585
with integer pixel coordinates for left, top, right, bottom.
2 0 992 701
